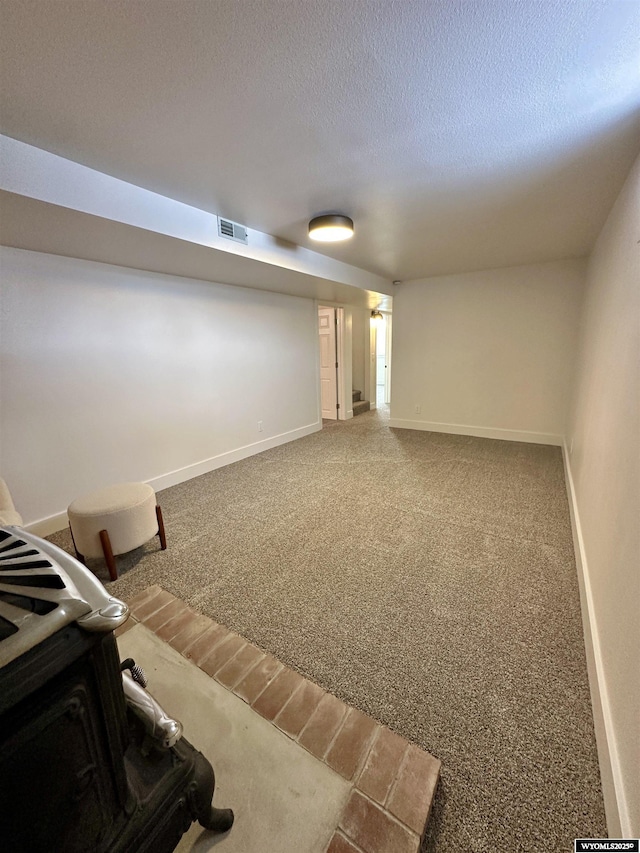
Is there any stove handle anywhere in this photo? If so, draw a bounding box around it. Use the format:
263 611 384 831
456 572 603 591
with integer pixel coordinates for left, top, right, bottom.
122 670 183 748
77 598 129 632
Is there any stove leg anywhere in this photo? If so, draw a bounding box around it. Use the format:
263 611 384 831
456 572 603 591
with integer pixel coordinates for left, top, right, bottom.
200 806 235 833
189 753 234 833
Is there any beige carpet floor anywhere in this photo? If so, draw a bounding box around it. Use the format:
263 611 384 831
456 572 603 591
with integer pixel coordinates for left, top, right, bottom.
49 406 606 852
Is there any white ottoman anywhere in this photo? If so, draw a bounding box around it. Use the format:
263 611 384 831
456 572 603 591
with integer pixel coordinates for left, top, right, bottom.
68 482 167 581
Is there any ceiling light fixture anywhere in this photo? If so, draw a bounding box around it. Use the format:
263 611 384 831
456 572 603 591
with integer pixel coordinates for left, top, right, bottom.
371 310 383 320
308 214 354 242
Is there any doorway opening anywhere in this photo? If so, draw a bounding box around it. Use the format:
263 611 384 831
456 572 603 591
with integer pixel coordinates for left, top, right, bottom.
318 305 350 423
374 313 391 408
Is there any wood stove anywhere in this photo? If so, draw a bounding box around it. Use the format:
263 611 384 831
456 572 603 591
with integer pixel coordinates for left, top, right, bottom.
0 525 233 852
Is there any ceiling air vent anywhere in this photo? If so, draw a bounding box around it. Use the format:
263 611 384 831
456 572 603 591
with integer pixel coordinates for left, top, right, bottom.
217 217 248 244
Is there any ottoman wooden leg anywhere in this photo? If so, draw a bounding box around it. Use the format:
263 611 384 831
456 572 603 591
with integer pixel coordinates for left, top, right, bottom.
156 505 167 550
99 529 118 581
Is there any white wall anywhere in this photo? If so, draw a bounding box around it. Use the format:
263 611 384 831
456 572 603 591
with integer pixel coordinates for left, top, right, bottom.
0 248 320 530
341 309 353 419
390 259 586 444
351 306 368 396
566 153 640 836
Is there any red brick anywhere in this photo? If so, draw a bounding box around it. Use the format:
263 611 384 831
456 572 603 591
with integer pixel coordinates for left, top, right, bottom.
126 585 163 612
357 727 409 805
386 744 441 835
252 668 303 721
234 655 283 704
169 613 215 654
114 617 136 639
216 643 265 689
155 606 199 642
183 623 227 665
200 634 246 677
274 679 325 738
130 588 175 621
326 831 361 853
143 598 187 633
326 707 378 781
298 693 348 760
339 790 418 853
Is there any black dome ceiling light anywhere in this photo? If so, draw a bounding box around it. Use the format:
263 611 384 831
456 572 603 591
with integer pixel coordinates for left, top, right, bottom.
308 214 354 242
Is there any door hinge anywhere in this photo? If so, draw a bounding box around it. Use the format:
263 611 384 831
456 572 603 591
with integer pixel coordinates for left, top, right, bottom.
335 362 338 369
336 403 340 410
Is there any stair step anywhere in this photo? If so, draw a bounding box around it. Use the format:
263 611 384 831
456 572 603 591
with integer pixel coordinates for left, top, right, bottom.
353 400 370 417
352 389 362 403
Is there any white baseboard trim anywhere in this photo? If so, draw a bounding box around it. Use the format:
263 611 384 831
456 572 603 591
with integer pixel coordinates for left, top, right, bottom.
388 418 563 446
25 420 322 538
26 511 70 538
562 441 625 836
148 421 322 492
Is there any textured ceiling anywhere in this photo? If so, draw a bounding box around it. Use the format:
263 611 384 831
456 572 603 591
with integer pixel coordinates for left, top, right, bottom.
1 0 639 281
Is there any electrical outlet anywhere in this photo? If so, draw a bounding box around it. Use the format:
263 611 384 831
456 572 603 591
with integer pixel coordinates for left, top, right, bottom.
258 420 263 432
414 404 421 414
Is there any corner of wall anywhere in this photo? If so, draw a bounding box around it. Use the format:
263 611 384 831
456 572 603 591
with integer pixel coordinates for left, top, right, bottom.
561 441 625 836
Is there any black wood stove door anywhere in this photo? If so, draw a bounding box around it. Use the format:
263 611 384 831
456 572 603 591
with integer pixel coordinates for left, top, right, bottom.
1 666 122 851
0 624 130 853
0 621 233 852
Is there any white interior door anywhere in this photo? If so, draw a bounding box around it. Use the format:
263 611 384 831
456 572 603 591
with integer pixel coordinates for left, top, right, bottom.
375 315 387 405
318 306 337 419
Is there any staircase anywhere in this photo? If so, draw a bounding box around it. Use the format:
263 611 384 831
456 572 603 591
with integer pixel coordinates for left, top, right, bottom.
352 390 370 417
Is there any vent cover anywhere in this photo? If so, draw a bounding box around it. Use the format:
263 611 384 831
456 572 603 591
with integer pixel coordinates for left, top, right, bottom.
217 217 248 244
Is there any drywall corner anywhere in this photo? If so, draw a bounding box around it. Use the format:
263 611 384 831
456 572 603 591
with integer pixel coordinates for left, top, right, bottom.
562 441 624 836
